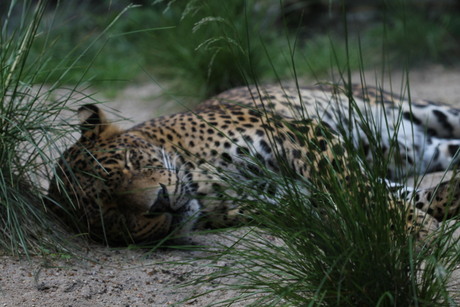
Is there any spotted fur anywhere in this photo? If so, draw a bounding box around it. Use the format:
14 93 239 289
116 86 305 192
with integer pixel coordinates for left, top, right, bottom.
47 84 460 245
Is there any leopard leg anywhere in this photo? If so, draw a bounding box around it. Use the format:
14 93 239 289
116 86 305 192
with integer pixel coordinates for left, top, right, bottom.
404 204 440 242
423 138 460 173
194 199 248 229
408 178 460 221
87 206 175 245
408 103 460 139
117 199 201 244
386 182 442 241
125 212 173 242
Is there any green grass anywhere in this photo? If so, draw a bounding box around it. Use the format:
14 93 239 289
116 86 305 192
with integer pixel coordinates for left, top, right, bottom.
370 1 460 65
27 1 460 100
0 1 131 257
1 1 61 256
28 1 363 98
30 2 142 88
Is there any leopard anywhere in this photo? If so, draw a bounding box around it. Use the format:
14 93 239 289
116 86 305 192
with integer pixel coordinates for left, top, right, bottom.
46 83 460 245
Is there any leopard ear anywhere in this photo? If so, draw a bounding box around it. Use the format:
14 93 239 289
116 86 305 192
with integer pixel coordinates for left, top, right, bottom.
78 104 121 139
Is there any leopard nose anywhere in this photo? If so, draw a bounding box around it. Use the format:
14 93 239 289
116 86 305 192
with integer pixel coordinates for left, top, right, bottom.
150 184 170 212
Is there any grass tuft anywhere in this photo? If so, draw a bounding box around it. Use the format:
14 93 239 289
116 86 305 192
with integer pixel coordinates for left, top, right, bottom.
0 1 133 257
185 84 460 304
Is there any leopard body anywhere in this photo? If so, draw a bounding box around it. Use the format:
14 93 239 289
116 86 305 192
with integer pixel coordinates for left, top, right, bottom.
47 84 460 245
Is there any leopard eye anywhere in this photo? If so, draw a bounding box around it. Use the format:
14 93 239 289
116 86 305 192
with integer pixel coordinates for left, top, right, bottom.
124 149 133 170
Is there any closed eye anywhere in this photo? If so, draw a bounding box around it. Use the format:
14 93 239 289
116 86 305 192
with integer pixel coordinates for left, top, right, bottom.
124 149 133 170
161 148 178 172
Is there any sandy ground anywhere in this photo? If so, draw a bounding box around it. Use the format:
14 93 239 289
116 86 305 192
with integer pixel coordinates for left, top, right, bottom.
2 66 460 306
0 230 255 307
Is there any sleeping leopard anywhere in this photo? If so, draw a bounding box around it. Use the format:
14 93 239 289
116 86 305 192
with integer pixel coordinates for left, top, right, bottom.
47 83 460 245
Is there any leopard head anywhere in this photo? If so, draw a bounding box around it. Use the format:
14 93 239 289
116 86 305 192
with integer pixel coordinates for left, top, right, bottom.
47 104 195 244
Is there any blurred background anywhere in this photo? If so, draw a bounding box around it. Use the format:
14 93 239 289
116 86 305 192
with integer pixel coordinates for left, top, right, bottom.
3 0 460 100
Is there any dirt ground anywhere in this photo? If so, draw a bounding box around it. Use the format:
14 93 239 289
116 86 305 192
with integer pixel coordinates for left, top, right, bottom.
2 66 460 306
